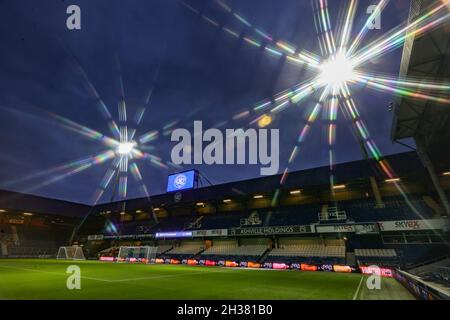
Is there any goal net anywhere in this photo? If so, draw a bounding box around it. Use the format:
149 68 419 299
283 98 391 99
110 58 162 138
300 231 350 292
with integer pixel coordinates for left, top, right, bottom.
117 246 157 263
56 246 86 260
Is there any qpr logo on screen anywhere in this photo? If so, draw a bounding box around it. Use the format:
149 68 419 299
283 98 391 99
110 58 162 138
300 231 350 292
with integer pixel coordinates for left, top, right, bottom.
174 174 187 189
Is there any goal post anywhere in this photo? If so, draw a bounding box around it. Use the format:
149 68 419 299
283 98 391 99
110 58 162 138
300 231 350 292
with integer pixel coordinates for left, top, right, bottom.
56 246 86 260
116 246 157 263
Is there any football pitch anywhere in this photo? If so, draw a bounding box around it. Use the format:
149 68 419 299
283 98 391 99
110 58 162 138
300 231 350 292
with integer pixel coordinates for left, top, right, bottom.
0 259 415 300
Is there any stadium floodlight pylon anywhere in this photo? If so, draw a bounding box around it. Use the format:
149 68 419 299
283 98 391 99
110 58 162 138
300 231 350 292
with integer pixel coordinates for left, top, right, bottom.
56 246 86 260
116 246 157 263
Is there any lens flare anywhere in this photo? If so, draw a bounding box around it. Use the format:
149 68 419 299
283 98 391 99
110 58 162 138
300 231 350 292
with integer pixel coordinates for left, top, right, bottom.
116 142 136 155
185 0 450 226
319 53 355 86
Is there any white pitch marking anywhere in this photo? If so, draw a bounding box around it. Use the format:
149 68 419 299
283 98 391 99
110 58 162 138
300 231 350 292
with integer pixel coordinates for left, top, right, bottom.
353 275 364 300
0 264 233 283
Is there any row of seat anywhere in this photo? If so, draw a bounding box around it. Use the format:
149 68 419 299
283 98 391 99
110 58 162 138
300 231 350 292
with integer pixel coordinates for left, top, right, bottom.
201 243 238 255
202 244 267 257
7 246 57 256
156 245 173 254
269 245 346 258
119 200 436 234
355 249 397 257
166 242 204 255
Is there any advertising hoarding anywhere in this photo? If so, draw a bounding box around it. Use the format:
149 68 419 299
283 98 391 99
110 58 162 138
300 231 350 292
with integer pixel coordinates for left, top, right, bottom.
167 170 196 192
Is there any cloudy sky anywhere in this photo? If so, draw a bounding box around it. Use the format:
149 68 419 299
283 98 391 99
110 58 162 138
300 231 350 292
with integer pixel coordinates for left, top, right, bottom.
0 0 414 204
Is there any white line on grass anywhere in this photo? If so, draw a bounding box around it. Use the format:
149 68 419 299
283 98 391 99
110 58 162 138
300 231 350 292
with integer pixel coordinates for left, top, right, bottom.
353 275 364 300
110 269 233 282
0 264 233 283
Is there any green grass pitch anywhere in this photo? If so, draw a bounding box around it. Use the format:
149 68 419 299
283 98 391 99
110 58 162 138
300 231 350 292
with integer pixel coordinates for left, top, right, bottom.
0 259 415 300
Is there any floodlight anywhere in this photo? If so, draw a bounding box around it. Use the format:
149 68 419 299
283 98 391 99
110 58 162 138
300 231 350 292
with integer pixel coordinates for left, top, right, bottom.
116 142 136 155
319 53 355 86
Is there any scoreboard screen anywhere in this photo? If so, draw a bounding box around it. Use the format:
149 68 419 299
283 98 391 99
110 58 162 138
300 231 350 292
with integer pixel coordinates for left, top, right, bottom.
166 170 196 192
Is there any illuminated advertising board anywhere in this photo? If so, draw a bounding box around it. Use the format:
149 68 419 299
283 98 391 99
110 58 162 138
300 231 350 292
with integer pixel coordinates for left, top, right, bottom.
229 225 312 236
316 224 355 233
333 265 353 273
272 263 289 270
319 264 333 272
225 261 238 267
187 259 198 265
167 170 196 192
155 231 192 238
247 262 261 268
360 266 393 277
205 260 216 266
378 219 448 231
192 229 228 237
99 256 115 262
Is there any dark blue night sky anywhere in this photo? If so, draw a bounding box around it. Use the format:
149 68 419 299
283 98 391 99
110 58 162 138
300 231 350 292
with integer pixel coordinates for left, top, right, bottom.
0 0 414 204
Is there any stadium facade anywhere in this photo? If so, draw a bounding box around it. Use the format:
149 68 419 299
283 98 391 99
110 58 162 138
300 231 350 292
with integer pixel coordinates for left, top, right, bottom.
1 0 450 301
1 151 449 299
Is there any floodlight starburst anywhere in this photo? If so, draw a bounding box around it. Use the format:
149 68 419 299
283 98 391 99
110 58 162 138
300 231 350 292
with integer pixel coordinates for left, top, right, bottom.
116 141 137 155
318 52 355 86
2 58 180 206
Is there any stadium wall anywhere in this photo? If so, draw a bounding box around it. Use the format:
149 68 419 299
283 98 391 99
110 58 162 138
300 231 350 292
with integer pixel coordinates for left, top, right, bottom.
394 269 450 300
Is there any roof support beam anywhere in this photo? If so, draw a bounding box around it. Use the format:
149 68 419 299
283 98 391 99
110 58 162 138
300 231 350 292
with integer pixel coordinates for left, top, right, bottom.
416 140 450 216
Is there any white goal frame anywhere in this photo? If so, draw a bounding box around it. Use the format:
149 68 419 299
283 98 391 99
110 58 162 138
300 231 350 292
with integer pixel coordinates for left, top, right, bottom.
56 246 86 260
116 246 157 263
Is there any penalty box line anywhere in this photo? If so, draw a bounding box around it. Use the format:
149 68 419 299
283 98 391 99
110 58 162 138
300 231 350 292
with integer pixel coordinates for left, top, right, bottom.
0 264 234 283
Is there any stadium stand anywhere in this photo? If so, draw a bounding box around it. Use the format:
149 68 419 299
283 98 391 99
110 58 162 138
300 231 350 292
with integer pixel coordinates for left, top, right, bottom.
197 238 269 262
1 152 448 271
341 196 435 222
407 256 450 290
265 205 320 226
182 211 267 230
389 244 450 266
355 248 397 257
200 240 237 256
98 193 440 236
201 244 268 261
354 248 398 267
0 215 77 258
267 238 346 264
156 244 174 254
161 240 204 259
